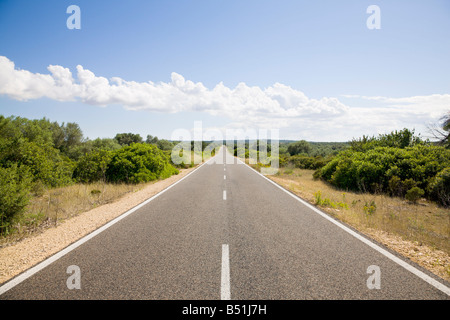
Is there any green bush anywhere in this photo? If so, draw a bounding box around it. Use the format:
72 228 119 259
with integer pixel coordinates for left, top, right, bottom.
0 116 74 188
73 150 113 183
287 155 328 170
388 176 403 197
106 143 178 184
316 143 449 200
428 168 450 207
0 165 33 234
7 140 74 188
405 186 425 203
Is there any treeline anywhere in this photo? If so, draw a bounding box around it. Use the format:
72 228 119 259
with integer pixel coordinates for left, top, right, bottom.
228 139 348 170
280 140 348 169
229 128 449 207
314 129 450 207
0 115 212 234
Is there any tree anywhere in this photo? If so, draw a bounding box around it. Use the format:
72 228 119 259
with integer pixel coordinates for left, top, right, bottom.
156 139 174 151
287 140 311 156
67 138 122 161
350 128 423 151
49 121 84 155
64 122 83 150
427 111 450 148
0 116 74 188
114 133 143 146
146 135 159 145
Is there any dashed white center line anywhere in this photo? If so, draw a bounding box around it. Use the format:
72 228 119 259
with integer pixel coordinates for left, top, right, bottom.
224 175 226 180
221 244 231 300
223 190 227 200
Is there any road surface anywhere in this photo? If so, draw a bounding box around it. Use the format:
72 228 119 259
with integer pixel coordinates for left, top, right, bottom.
0 147 449 300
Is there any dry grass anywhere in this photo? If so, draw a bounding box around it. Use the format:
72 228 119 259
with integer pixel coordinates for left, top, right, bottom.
258 166 450 282
0 181 155 247
0 165 203 285
1 150 217 247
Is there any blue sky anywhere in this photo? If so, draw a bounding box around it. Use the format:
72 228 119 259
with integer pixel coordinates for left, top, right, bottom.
0 0 449 141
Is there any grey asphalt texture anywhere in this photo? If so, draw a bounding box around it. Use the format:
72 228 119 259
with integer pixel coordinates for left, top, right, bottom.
0 147 449 300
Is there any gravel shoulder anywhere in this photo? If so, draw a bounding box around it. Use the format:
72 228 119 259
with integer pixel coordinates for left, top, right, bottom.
0 166 199 285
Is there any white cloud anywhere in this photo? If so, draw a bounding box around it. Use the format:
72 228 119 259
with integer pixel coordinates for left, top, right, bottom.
0 56 448 141
338 94 450 140
342 94 450 118
0 55 349 126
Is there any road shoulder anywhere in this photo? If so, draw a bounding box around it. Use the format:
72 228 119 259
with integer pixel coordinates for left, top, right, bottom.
0 165 201 285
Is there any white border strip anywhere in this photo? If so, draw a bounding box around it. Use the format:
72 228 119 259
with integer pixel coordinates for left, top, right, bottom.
0 157 215 296
236 157 450 296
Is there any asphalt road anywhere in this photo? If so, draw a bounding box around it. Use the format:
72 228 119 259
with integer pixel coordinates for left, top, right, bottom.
0 147 449 300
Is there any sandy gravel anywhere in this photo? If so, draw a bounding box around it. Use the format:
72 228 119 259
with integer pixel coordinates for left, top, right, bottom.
0 166 199 285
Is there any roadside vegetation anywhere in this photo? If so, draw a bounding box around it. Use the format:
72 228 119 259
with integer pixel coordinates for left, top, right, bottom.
230 113 450 280
0 115 218 242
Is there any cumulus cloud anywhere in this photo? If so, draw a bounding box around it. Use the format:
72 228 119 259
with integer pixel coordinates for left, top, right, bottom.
338 94 450 140
0 55 349 126
0 56 448 141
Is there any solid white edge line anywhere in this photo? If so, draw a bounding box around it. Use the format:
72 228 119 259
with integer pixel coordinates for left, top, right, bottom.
221 244 231 300
236 157 450 296
0 156 216 296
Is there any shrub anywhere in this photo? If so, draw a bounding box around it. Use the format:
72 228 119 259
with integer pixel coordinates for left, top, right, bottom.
314 191 348 209
388 176 403 197
405 186 425 203
90 189 101 195
316 141 450 203
73 150 113 183
363 200 377 215
428 168 450 207
0 165 33 234
314 191 323 205
106 143 178 184
1 133 74 188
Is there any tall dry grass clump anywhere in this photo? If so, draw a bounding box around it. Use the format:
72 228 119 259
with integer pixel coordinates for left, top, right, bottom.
1 181 150 246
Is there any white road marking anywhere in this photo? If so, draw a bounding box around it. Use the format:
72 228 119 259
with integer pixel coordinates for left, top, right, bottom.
223 190 227 200
236 156 450 296
221 244 231 300
224 175 226 180
0 156 217 296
